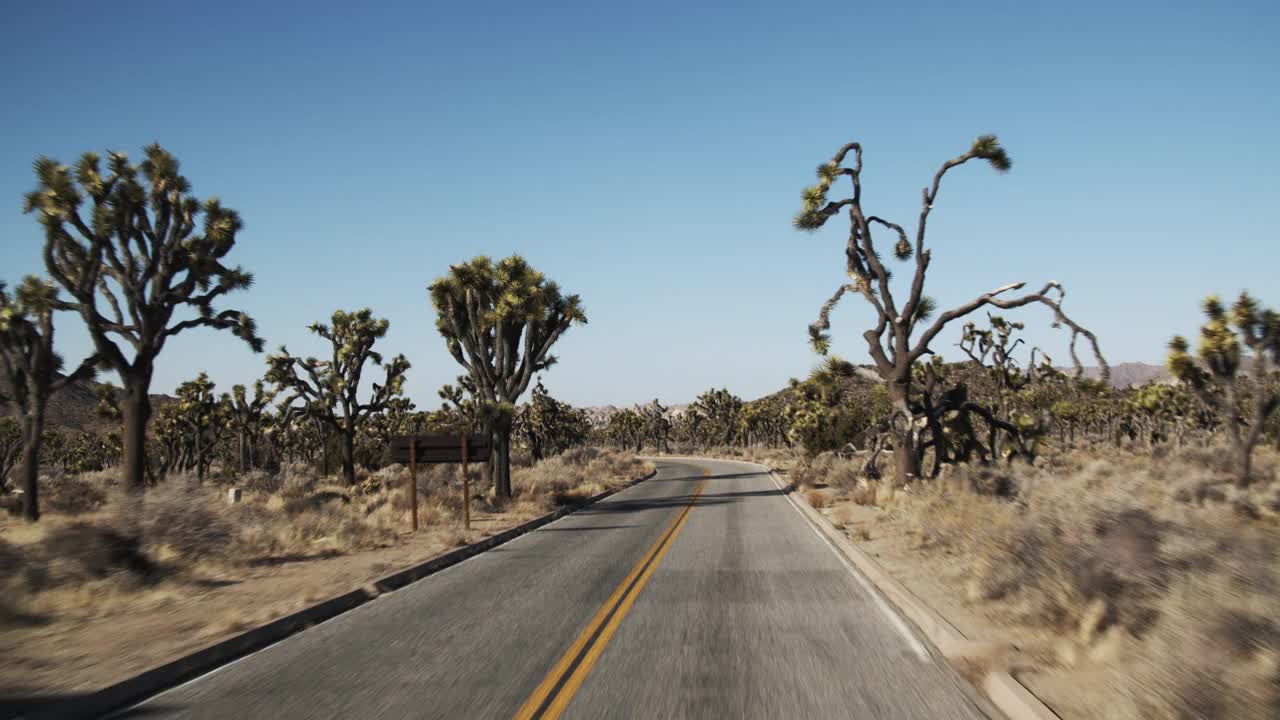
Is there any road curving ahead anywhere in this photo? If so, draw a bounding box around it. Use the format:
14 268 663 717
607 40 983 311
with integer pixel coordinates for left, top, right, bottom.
117 458 989 719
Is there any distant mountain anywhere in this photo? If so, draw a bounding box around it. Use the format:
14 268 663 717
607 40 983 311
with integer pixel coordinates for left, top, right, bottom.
579 403 688 429
1071 362 1171 388
0 374 176 434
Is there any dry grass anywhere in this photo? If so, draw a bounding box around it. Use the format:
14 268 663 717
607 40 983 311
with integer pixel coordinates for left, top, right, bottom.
799 443 1280 719
0 448 651 632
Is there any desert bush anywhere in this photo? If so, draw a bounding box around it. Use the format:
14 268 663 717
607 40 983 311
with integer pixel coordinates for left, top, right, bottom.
33 523 157 590
1119 537 1280 719
792 453 861 491
889 445 1279 717
512 448 646 510
137 485 237 563
41 473 109 515
560 445 602 467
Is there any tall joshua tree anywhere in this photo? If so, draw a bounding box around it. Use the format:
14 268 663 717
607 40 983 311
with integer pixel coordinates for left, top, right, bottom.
430 255 586 499
795 136 1106 483
1168 292 1279 486
266 309 410 485
0 278 99 520
25 145 262 496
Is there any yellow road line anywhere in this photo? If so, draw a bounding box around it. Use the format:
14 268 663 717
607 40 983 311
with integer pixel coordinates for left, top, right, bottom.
513 469 710 720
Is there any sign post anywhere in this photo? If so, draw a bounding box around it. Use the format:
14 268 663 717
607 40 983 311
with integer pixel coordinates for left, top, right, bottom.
461 434 471 530
389 434 491 533
409 437 418 532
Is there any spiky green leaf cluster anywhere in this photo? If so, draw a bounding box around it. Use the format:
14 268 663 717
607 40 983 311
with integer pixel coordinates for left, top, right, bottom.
970 135 1012 172
429 254 586 419
793 162 843 231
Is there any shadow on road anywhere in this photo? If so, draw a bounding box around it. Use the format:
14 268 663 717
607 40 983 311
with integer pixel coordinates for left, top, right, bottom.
0 693 176 719
537 524 640 532
579 486 784 515
650 471 766 483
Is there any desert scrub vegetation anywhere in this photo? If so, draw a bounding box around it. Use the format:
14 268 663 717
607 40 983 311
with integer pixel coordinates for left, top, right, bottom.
794 445 1280 719
0 447 649 629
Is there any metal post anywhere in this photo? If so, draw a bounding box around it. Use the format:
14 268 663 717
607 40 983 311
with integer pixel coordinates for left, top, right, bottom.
461 434 471 530
409 438 419 532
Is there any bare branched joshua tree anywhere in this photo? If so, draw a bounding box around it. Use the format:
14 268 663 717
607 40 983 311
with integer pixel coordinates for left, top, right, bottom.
795 136 1107 483
24 145 262 500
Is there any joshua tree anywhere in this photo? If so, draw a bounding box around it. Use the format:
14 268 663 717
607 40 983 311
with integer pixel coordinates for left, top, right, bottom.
957 314 1061 458
515 379 590 461
605 409 645 452
25 145 262 498
1168 292 1279 486
171 372 231 482
794 136 1106 483
429 255 586 499
637 399 672 452
0 278 98 520
687 388 744 447
228 380 277 473
740 399 790 448
266 309 409 485
783 357 887 457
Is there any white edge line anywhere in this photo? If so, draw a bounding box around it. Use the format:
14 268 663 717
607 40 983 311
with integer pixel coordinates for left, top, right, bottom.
756 462 932 663
653 456 930 662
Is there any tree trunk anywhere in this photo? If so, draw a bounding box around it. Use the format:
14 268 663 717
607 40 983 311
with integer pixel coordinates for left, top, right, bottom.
118 374 153 539
493 425 512 499
888 378 920 485
18 408 44 522
340 429 356 485
892 436 917 485
194 426 205 484
122 383 152 492
238 428 248 474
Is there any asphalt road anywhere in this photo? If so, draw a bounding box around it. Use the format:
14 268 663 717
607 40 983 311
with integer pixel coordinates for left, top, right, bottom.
116 458 990 719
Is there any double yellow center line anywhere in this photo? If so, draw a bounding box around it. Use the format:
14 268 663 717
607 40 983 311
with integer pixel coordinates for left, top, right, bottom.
513 470 710 720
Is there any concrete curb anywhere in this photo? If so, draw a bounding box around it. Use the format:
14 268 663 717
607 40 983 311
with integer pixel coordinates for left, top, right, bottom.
16 468 659 720
752 463 1061 720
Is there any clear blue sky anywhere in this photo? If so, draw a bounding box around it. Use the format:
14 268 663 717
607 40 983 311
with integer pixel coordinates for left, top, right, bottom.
2 0 1277 408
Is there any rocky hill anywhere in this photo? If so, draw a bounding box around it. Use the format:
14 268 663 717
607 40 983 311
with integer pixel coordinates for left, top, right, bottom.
0 374 176 434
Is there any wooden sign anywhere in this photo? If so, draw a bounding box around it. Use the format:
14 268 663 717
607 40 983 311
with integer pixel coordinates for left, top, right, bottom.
389 433 490 532
389 434 491 464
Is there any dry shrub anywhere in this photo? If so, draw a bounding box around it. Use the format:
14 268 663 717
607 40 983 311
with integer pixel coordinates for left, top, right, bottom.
900 445 1280 717
134 483 237 564
559 446 601 468
237 469 282 494
41 473 109 515
849 480 879 506
1118 535 1280 719
793 454 866 495
805 489 831 508
36 523 156 588
510 448 535 468
513 448 646 511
